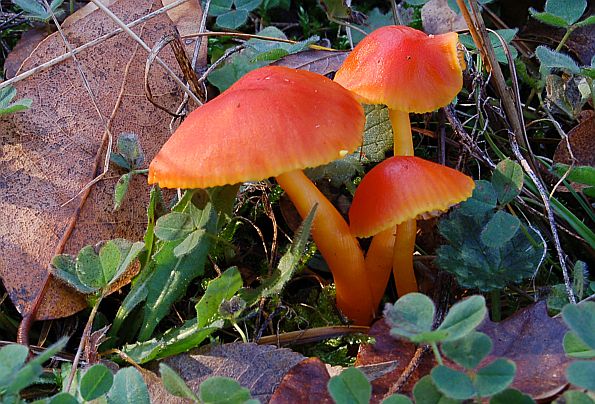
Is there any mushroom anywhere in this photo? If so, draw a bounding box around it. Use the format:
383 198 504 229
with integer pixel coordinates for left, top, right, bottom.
149 66 375 325
334 25 465 297
349 156 475 299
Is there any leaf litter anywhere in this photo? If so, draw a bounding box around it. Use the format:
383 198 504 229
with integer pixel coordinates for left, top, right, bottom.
0 0 204 320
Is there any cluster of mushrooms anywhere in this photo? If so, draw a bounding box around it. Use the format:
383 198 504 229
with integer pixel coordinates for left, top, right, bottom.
148 26 475 325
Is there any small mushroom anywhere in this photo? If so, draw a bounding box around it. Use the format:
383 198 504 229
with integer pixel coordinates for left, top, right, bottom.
349 156 475 301
149 66 375 324
335 25 465 297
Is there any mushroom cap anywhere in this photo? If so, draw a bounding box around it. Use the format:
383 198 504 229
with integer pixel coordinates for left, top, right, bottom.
349 156 475 237
334 26 464 113
148 66 365 189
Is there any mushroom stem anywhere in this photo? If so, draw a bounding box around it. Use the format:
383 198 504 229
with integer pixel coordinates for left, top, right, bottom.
276 170 375 325
389 109 414 156
366 108 417 303
392 219 418 295
365 228 396 307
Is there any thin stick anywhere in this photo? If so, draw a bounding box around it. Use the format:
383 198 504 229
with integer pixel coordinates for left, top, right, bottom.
0 0 190 91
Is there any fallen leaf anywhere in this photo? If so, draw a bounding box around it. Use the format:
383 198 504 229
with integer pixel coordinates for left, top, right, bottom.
421 0 467 35
272 50 348 76
553 112 595 167
477 302 570 400
270 357 334 404
355 319 436 400
145 342 306 403
0 0 204 320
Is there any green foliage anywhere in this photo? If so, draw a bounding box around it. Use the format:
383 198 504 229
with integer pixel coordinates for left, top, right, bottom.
490 389 535 404
459 29 517 64
492 159 524 205
0 86 32 115
551 163 595 197
208 27 316 92
441 331 492 370
79 364 113 401
209 0 262 29
385 294 486 344
0 339 67 402
159 364 199 401
11 0 64 23
51 239 144 295
239 205 316 305
328 367 371 404
536 46 581 75
412 376 459 404
385 294 516 401
529 0 587 28
561 302 595 391
106 367 150 404
109 133 147 210
436 180 544 291
197 267 243 328
199 377 256 404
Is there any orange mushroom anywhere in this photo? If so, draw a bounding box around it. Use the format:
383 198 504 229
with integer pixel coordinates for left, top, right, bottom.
149 66 375 325
335 26 465 298
349 156 475 302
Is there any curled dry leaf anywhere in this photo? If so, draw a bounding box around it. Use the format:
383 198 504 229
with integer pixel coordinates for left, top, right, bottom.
270 357 334 404
145 343 306 403
0 0 204 320
271 50 348 76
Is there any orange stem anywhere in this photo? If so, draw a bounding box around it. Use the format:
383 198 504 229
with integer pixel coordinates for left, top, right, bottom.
365 228 396 309
392 219 418 295
390 108 419 296
276 170 375 325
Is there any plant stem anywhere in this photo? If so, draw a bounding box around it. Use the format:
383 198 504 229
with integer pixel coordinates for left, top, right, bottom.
430 343 443 365
65 296 102 392
490 290 501 321
365 228 397 307
555 27 575 52
232 321 248 343
276 170 375 325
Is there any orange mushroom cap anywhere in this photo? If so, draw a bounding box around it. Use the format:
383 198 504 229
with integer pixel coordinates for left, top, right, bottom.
334 26 464 113
148 66 365 189
349 156 475 237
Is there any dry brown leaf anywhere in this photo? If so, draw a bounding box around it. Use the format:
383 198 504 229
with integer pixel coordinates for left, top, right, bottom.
145 342 306 403
272 50 348 76
421 0 467 35
356 302 571 401
0 0 204 320
477 301 570 400
355 319 436 400
270 357 333 404
553 112 595 167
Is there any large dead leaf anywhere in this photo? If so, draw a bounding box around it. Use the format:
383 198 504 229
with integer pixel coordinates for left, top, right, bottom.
355 302 571 401
421 0 467 35
477 302 570 400
3 29 49 79
0 0 204 320
145 343 306 403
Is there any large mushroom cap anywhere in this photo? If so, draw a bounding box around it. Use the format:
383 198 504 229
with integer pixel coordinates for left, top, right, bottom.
334 26 464 113
149 66 365 189
349 156 475 237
